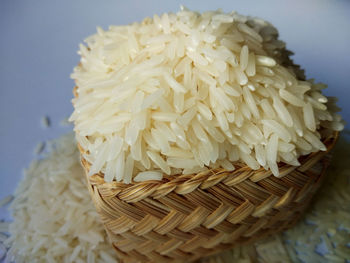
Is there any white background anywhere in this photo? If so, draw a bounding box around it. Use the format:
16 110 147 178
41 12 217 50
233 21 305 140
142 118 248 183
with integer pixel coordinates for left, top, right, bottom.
1 0 349 220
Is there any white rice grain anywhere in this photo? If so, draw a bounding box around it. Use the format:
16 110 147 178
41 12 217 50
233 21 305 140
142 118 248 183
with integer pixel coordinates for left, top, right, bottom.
134 171 163 182
266 133 279 164
123 154 134 184
146 151 171 175
256 55 276 67
115 151 125 182
246 53 256 77
279 89 305 107
240 45 249 70
262 120 291 142
303 103 316 132
242 86 260 119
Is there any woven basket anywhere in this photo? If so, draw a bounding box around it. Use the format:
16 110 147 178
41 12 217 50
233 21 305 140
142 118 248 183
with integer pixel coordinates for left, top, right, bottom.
76 123 338 263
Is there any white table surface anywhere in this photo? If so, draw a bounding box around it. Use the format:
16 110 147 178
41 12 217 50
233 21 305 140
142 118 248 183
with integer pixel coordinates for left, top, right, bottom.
1 0 350 222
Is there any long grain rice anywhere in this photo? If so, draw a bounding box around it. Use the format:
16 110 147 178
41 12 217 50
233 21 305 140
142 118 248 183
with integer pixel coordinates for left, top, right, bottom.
70 7 343 181
4 133 116 263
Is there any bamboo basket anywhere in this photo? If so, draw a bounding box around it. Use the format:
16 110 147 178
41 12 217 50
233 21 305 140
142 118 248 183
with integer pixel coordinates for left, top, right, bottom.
76 122 338 263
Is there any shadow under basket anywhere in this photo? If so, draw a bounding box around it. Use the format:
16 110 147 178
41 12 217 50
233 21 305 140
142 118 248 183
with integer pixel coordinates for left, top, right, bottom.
79 132 338 263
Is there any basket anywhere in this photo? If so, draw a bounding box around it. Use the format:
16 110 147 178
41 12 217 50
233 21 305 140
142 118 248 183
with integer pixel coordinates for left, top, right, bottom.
77 127 338 263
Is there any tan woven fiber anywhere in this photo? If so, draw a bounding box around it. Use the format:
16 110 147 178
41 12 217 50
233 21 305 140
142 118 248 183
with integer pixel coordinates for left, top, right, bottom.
77 126 338 263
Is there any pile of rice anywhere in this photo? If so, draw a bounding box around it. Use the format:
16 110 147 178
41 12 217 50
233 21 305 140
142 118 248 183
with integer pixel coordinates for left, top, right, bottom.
2 133 349 262
282 134 350 262
70 7 343 183
2 134 116 263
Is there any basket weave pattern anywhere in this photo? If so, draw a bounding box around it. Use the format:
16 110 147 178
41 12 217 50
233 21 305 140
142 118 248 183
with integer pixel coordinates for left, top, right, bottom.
78 133 337 263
